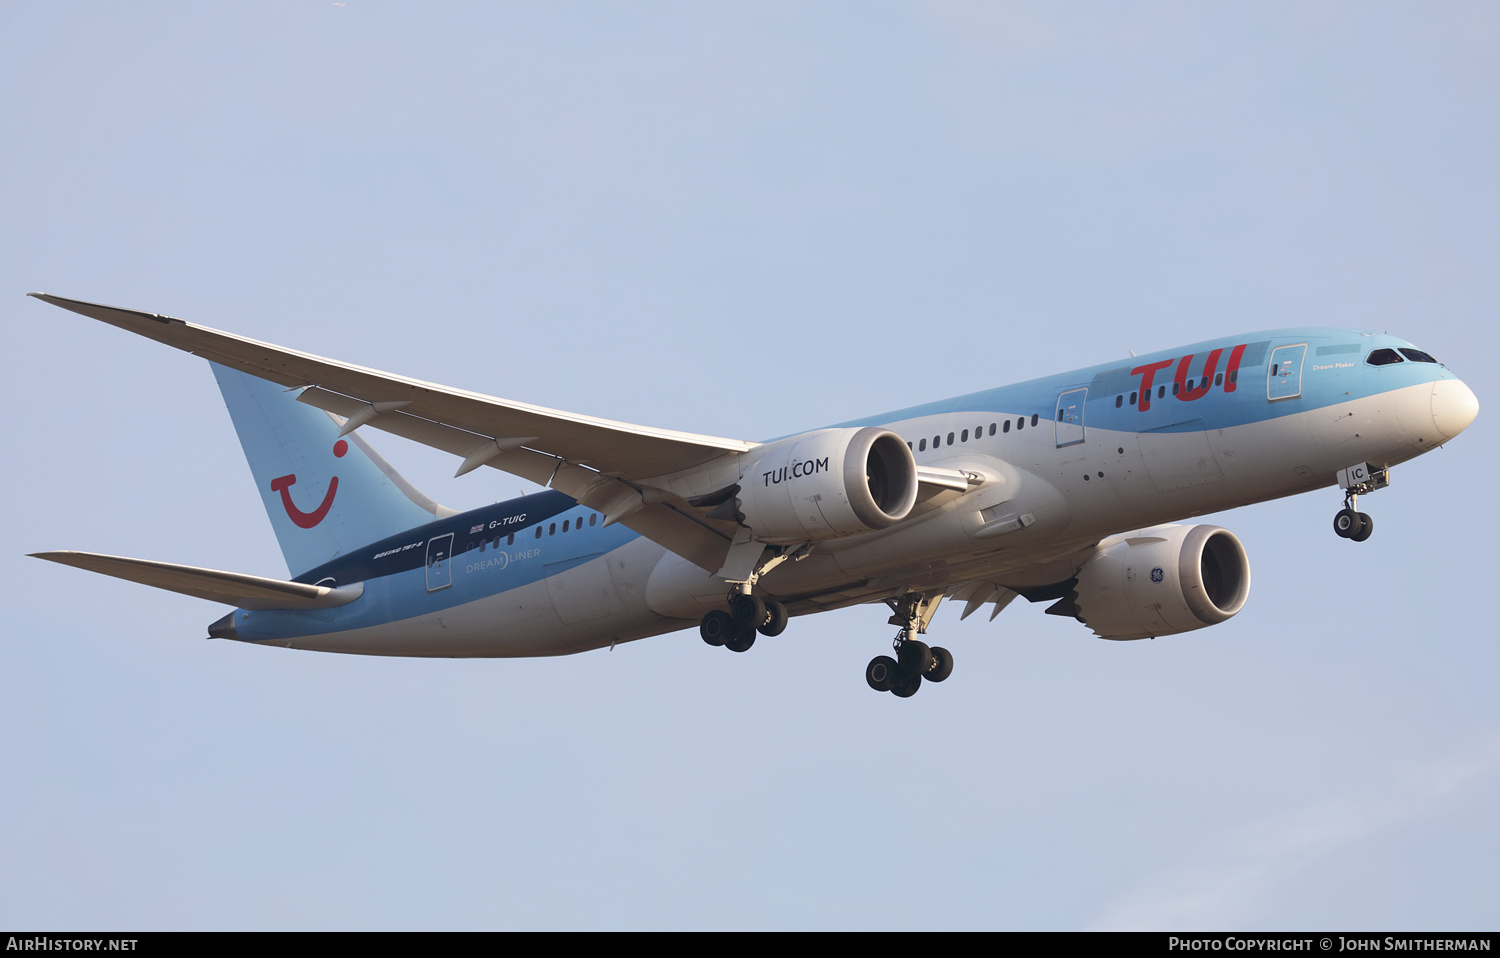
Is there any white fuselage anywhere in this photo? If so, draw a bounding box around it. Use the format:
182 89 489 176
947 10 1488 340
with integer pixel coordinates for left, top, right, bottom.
251 376 1455 656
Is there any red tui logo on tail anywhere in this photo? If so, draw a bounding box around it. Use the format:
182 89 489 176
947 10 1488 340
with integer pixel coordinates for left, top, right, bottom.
269 440 347 529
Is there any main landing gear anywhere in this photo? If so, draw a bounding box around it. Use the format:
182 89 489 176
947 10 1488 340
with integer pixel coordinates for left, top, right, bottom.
1332 462 1389 543
699 545 808 653
866 592 953 698
700 592 789 653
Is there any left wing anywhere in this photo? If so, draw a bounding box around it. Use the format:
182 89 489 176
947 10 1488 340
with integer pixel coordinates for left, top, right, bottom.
31 294 758 570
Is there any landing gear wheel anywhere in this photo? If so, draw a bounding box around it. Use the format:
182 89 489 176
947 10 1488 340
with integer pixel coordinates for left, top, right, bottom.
898 639 934 676
1351 512 1375 542
927 647 954 683
891 673 922 698
1333 508 1360 538
866 655 898 692
700 610 733 647
725 629 756 653
729 593 766 629
758 600 789 637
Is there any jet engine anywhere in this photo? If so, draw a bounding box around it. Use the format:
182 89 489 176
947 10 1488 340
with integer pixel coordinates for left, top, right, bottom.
1072 524 1250 640
736 427 918 544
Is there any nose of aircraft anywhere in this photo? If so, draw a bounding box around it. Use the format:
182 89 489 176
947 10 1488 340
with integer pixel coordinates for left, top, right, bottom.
1431 379 1479 440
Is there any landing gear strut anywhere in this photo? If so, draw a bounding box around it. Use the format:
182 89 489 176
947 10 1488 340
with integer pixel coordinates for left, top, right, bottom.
865 592 953 698
1332 462 1388 543
697 544 803 653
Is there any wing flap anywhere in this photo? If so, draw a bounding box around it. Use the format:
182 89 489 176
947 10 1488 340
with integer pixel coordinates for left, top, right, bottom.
31 551 364 611
301 388 737 570
297 385 566 486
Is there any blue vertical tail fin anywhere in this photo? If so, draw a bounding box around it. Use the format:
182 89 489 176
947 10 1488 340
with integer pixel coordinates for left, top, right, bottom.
211 363 453 577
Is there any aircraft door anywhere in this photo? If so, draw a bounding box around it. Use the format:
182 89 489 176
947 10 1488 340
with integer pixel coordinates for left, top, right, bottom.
1055 388 1087 447
426 533 454 592
1267 344 1307 402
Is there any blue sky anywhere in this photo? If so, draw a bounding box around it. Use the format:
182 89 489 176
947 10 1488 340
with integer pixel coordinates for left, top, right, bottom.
3 2 1497 930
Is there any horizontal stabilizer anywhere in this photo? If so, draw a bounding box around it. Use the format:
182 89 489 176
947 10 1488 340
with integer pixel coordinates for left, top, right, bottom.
30 551 364 610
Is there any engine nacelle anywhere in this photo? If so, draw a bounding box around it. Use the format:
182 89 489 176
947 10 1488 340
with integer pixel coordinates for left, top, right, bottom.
737 427 918 544
1073 524 1250 640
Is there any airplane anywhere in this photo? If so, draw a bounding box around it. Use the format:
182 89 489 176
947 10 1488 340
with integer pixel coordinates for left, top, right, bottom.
27 293 1479 698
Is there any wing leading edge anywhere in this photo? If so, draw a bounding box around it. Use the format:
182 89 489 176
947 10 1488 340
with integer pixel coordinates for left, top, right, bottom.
30 293 758 570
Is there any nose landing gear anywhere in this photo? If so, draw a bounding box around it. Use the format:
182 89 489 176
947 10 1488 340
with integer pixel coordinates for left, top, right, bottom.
1332 462 1389 543
1333 506 1374 541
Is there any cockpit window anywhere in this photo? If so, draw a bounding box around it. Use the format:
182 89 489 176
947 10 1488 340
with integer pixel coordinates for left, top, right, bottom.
1366 348 1404 366
1399 348 1440 364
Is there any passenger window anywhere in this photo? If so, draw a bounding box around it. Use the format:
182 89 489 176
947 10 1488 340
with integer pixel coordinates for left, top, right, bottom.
548 523 556 536
1399 348 1439 364
1115 395 1122 408
479 539 486 552
562 519 569 532
1016 417 1024 431
1366 348 1404 366
961 429 969 442
1130 391 1137 405
1002 421 1011 434
933 435 941 447
1215 373 1223 386
1157 385 1165 399
947 432 955 445
507 533 515 545
589 514 597 527
534 526 542 539
1172 382 1180 395
989 423 996 436
1229 370 1238 384
1031 414 1039 427
919 438 927 451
